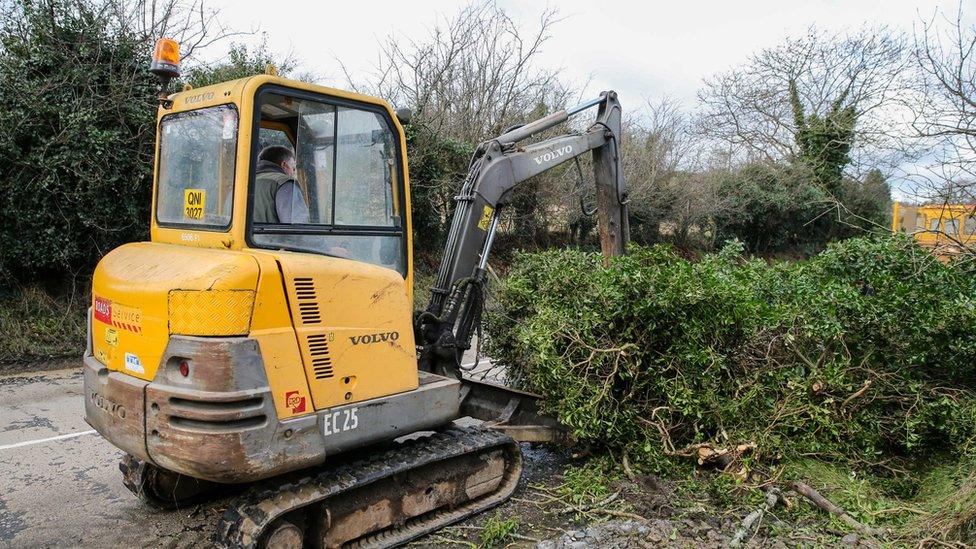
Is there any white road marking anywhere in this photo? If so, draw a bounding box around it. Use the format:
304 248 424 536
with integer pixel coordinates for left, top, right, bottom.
0 429 97 451
0 363 495 452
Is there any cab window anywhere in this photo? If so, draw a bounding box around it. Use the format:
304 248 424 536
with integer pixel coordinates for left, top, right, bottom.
259 126 291 149
156 105 238 228
250 90 405 275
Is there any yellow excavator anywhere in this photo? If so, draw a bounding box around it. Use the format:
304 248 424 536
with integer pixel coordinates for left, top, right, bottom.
83 38 629 548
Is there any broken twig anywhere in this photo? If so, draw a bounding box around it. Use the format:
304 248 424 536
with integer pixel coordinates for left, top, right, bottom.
790 481 884 538
729 488 780 547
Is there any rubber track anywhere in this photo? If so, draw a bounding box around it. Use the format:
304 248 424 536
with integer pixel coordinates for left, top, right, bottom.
213 427 521 548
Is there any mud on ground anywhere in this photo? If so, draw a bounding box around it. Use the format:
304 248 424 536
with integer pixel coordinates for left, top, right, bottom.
418 444 877 548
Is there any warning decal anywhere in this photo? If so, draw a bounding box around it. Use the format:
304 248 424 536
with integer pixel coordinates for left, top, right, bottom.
477 205 494 230
93 296 142 334
183 189 206 220
105 328 119 347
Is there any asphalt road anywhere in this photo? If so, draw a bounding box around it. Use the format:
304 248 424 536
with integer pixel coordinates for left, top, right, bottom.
0 356 504 548
1 367 241 548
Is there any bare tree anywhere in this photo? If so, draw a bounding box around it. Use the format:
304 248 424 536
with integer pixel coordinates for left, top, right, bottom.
903 4 976 254
696 26 912 175
355 1 570 142
103 0 245 61
619 96 731 248
344 1 574 248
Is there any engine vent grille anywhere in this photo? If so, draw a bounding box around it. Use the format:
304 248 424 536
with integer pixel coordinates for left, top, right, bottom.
306 333 334 379
293 278 321 325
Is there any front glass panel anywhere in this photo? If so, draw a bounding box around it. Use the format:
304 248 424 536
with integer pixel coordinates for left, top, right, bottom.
334 107 397 227
944 218 960 236
156 105 238 228
295 100 337 225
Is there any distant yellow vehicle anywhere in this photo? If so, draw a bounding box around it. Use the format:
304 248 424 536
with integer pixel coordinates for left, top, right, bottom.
892 202 975 255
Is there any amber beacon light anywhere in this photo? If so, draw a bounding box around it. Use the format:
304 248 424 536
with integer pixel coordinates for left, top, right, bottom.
150 38 180 108
150 38 181 79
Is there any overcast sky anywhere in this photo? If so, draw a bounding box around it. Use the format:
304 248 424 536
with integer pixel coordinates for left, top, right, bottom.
202 0 971 110
198 0 973 199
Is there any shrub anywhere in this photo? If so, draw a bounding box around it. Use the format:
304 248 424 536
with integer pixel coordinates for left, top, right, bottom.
0 1 156 284
0 284 87 365
487 235 976 469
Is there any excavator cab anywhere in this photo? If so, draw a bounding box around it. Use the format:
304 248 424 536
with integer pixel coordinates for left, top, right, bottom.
84 65 471 480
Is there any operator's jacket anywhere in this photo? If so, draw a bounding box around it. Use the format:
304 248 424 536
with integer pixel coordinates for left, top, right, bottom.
253 160 309 224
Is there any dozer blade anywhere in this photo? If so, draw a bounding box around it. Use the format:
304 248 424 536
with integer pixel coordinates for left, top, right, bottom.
214 427 522 549
120 453 230 509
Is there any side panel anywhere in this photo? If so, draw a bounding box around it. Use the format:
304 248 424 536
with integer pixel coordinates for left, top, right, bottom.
273 250 418 410
248 252 313 420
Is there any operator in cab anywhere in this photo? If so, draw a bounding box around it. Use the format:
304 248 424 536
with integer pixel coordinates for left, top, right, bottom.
254 145 309 224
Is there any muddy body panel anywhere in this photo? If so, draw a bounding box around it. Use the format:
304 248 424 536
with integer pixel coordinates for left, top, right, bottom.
84 335 460 483
84 354 152 462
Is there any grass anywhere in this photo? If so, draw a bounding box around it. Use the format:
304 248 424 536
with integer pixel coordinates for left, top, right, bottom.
0 284 87 366
478 512 519 547
783 457 976 544
558 460 617 506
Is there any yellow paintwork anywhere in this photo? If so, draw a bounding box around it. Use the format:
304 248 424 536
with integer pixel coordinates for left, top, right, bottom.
892 202 975 255
276 250 418 410
92 242 259 381
92 74 417 419
168 289 255 336
247 251 313 420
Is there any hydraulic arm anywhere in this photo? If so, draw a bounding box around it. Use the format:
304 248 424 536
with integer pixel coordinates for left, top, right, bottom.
416 91 629 376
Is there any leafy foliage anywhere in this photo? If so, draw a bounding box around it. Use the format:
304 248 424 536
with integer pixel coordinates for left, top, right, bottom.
403 124 474 252
477 512 520 548
186 38 297 88
0 284 87 365
488 236 976 471
790 78 856 194
710 163 890 254
0 0 156 283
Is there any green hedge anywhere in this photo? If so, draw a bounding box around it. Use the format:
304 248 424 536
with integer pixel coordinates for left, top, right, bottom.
0 1 156 283
488 236 976 469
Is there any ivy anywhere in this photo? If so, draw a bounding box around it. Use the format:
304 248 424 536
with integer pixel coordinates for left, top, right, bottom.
0 0 156 284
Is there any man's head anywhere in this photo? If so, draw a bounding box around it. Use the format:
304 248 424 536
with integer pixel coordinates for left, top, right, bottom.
259 145 296 176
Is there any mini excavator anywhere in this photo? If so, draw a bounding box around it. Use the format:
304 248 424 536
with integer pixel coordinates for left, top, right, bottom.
83 38 629 548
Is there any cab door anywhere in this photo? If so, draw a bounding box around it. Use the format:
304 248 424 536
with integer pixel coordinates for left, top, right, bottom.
246 86 416 410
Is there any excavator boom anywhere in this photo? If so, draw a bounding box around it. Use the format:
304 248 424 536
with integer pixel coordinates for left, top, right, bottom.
418 91 629 376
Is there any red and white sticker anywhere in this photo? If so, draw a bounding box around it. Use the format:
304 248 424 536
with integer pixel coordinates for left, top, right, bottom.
94 296 112 324
93 296 142 334
285 391 307 414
